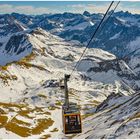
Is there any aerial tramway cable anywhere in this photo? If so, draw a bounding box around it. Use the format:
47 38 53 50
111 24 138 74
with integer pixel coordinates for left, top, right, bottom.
93 1 120 39
70 1 115 77
87 1 120 76
94 1 120 51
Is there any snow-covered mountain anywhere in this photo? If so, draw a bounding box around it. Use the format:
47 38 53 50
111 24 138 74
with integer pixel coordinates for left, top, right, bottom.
7 11 140 58
1 11 140 59
0 10 140 139
0 14 26 36
0 33 32 66
0 27 140 138
74 92 140 139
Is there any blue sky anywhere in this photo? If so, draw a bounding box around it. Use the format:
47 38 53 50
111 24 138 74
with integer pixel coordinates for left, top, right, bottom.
0 1 140 15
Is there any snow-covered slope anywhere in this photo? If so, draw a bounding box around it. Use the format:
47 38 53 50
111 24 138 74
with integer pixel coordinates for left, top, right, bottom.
0 28 139 139
0 14 26 36
74 92 140 139
0 28 117 101
0 34 32 66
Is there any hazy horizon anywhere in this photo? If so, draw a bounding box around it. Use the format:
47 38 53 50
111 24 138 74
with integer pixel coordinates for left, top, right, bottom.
0 1 140 15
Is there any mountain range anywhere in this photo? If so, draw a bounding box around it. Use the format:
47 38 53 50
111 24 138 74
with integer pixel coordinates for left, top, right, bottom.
1 11 140 57
0 10 140 138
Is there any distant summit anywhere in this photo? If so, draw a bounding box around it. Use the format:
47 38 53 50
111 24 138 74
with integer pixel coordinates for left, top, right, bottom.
83 11 91 16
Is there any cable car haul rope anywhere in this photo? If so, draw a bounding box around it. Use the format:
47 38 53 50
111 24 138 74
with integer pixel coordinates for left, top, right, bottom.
61 1 120 134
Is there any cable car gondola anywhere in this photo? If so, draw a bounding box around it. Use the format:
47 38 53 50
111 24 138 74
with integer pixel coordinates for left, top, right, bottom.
62 102 82 134
61 74 82 134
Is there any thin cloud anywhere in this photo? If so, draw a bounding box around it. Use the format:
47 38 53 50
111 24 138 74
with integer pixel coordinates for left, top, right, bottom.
68 3 111 14
0 2 140 15
67 2 140 14
118 2 140 14
0 4 50 15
